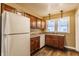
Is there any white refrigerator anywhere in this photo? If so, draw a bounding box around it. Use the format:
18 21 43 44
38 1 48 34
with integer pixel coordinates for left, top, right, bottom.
2 11 30 56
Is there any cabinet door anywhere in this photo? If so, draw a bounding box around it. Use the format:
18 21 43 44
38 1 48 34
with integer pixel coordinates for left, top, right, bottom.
30 38 35 53
41 20 46 29
52 39 58 48
30 16 37 29
35 37 40 50
45 35 52 46
37 19 42 29
30 36 40 54
58 36 64 49
45 35 64 49
45 35 58 48
51 36 58 48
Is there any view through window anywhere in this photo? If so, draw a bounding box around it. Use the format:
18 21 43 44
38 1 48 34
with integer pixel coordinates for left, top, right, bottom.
46 16 70 33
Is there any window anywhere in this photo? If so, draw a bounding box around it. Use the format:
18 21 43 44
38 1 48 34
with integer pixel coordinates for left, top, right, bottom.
46 20 55 32
58 17 70 33
46 16 70 33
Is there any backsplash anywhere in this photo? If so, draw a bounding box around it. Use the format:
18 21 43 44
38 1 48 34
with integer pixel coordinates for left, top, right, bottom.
31 29 42 34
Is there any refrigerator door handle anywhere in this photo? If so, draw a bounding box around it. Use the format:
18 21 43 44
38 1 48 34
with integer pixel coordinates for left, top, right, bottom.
4 32 30 35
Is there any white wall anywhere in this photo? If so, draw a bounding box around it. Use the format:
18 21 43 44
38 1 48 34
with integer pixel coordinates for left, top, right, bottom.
75 8 79 52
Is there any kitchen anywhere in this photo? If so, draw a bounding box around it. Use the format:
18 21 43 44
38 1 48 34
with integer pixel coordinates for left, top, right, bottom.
0 3 79 56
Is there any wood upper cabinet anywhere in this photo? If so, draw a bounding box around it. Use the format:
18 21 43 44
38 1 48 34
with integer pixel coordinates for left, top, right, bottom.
37 19 46 29
30 16 46 29
36 19 46 29
1 4 25 16
30 36 40 55
41 20 46 29
45 35 65 49
37 19 42 29
30 16 37 29
1 3 15 13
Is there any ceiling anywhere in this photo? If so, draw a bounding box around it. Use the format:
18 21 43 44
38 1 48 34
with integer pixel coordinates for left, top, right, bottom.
18 3 79 17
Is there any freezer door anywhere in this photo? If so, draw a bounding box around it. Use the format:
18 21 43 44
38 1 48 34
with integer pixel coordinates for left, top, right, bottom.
3 34 30 56
3 11 30 34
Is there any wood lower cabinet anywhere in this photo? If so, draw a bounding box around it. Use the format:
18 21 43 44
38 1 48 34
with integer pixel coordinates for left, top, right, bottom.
30 36 40 54
57 36 64 49
45 35 65 49
45 35 52 46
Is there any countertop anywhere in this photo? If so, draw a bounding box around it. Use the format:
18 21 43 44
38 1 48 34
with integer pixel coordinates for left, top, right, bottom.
30 32 65 38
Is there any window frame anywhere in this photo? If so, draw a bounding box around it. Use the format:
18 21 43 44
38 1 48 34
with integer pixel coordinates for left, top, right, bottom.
46 16 70 33
46 19 56 32
57 16 70 33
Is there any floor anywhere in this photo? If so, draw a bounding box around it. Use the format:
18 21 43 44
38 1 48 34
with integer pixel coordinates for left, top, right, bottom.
33 46 79 56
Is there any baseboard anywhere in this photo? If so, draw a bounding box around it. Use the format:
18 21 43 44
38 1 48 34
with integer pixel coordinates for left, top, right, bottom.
64 46 76 50
76 50 79 52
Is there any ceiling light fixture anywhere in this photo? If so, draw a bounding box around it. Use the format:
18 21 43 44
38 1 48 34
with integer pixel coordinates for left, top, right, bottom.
60 10 63 18
48 13 51 20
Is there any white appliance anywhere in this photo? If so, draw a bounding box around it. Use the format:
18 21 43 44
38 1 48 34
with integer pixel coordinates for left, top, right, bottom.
2 11 30 56
75 9 79 52
40 34 45 48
